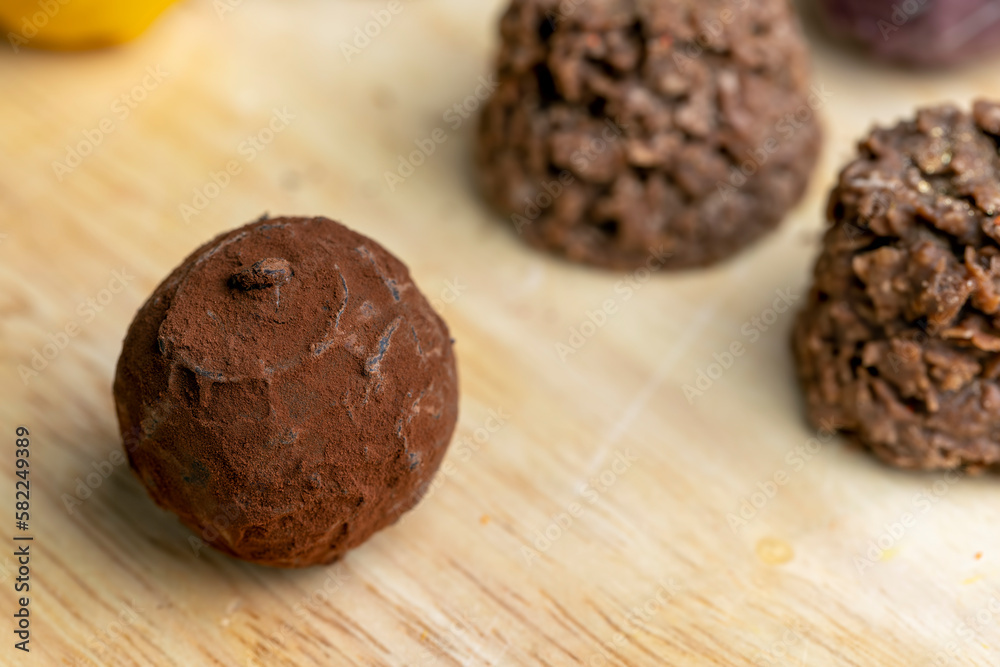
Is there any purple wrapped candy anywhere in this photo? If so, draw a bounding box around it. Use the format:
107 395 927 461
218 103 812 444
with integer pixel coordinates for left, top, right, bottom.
820 0 1000 66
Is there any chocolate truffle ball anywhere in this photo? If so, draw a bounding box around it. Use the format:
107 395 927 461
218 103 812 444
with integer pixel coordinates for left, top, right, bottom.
476 0 822 270
793 101 1000 471
114 216 459 567
818 0 1000 68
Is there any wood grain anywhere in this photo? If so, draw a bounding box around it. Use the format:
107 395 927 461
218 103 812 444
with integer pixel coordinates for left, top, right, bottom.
2 1 1000 665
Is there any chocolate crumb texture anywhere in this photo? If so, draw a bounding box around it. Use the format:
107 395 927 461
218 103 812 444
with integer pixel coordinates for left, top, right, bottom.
793 100 1000 471
476 0 822 270
113 216 459 567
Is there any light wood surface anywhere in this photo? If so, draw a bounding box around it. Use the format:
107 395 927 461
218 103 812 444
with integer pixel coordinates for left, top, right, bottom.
3 1 1000 665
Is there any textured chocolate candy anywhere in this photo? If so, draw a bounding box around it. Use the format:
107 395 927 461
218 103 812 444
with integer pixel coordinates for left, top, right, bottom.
793 101 1000 471
114 216 459 567
477 0 822 270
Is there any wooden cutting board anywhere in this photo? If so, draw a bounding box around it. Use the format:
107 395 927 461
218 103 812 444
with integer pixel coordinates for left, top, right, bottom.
3 1 1000 665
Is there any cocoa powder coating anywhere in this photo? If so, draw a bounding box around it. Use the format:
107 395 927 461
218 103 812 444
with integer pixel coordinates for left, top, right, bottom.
114 216 459 567
793 101 1000 471
476 0 822 270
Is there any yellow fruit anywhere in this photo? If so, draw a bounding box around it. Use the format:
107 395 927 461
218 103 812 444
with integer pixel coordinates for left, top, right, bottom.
0 0 177 50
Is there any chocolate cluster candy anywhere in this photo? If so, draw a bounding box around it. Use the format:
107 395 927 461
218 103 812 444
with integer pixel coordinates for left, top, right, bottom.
818 0 1000 68
114 216 459 567
793 101 1000 471
477 0 822 270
